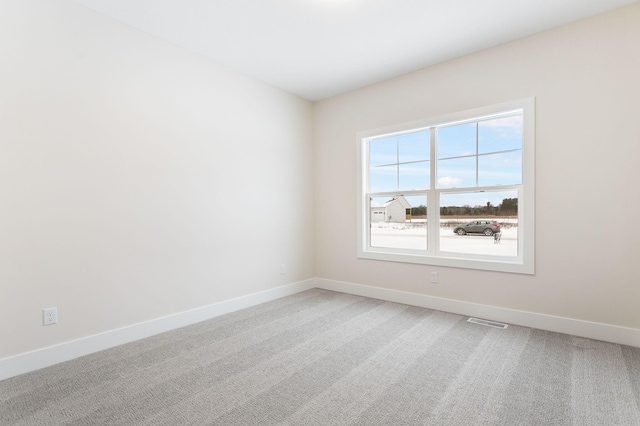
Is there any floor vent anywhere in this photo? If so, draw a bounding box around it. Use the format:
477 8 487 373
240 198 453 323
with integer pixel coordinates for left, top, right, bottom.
467 317 509 329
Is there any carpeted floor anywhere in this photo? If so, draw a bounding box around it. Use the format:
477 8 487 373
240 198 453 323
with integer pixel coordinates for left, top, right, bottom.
1 289 639 425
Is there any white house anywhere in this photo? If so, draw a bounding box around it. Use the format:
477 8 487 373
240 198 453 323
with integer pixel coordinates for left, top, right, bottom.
371 196 412 223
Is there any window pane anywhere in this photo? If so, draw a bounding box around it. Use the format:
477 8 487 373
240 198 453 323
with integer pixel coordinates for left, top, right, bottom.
369 165 397 192
478 114 522 154
437 123 476 159
478 151 522 186
398 130 429 163
370 195 427 251
439 191 518 257
360 99 533 273
437 156 476 188
370 136 397 166
399 161 429 190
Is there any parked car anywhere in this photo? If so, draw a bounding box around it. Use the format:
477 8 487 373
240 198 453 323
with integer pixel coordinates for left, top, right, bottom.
453 220 501 236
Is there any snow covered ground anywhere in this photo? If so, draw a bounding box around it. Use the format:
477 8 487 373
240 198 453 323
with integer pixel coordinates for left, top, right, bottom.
370 223 517 257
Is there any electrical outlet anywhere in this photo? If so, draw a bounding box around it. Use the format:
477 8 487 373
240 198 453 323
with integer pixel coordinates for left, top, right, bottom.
280 264 286 275
430 272 438 283
43 307 58 326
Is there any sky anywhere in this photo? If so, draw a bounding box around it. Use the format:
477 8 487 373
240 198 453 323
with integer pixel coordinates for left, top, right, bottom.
368 113 522 208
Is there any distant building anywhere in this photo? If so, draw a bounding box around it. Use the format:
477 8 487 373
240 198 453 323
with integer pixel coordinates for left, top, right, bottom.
371 196 412 223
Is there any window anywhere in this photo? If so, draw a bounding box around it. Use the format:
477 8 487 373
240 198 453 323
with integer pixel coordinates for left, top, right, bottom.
357 99 534 274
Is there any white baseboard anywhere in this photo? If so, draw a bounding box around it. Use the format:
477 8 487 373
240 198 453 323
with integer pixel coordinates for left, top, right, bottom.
0 279 315 381
3 277 638 382
314 278 640 348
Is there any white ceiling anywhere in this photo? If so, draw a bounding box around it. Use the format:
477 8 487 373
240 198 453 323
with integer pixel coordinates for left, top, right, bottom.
71 0 638 101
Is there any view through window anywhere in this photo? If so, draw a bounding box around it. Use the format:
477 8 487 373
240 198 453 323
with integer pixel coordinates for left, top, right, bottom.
358 99 534 274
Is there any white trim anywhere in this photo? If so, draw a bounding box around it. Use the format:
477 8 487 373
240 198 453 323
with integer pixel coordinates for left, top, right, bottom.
0 279 315 381
357 98 535 274
4 277 638 381
314 278 640 348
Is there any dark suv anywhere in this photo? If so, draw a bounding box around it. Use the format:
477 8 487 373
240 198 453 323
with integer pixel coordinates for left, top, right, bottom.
453 220 501 236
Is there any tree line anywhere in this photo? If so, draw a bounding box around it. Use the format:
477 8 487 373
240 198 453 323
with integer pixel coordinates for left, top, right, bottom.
410 198 518 217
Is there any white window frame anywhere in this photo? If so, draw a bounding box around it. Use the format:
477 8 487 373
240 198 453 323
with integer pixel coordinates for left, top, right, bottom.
357 98 535 274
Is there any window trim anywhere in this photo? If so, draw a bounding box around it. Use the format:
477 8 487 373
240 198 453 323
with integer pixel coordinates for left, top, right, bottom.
356 98 535 274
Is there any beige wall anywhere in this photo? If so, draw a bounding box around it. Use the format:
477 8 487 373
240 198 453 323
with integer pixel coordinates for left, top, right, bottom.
314 3 640 329
2 0 639 363
0 1 314 359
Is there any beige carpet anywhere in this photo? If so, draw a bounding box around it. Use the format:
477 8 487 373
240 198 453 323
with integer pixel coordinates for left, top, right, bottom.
1 289 639 425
